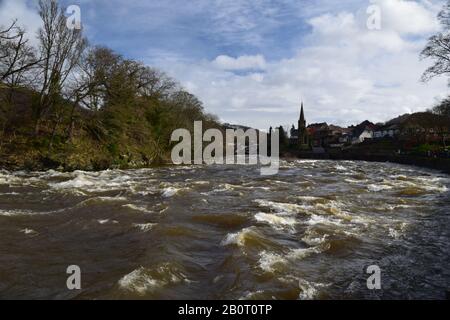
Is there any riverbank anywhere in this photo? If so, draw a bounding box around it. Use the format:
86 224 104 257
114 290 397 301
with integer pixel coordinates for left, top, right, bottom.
0 152 167 172
286 151 450 175
2 152 449 175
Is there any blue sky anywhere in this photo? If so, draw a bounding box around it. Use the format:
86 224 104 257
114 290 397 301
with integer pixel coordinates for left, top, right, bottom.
1 0 448 129
69 0 326 61
73 0 373 64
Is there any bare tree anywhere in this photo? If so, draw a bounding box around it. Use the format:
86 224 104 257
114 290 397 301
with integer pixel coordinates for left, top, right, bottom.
34 0 87 134
135 66 177 100
74 47 177 104
0 21 38 151
421 1 450 82
431 96 450 117
0 20 38 85
80 46 128 104
64 47 107 140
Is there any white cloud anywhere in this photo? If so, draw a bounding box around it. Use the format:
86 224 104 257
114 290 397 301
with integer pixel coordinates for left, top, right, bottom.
309 12 357 36
213 54 267 70
155 0 448 130
0 0 41 45
379 0 440 35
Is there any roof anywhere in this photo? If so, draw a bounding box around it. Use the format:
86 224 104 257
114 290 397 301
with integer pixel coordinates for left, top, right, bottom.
329 125 351 134
308 122 329 130
353 126 373 137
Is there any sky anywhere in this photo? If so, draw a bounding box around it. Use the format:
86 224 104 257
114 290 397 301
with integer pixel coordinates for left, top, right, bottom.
0 0 449 130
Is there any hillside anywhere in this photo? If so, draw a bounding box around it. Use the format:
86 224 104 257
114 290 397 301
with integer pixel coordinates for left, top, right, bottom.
0 85 220 171
0 1 222 171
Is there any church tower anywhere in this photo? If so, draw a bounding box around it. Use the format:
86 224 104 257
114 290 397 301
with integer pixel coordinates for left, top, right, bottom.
299 101 306 130
298 101 309 148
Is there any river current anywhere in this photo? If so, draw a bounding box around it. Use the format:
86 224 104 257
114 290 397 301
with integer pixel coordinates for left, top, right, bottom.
0 160 449 299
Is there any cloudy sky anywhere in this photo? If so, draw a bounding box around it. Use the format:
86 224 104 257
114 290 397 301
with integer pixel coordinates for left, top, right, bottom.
0 0 448 129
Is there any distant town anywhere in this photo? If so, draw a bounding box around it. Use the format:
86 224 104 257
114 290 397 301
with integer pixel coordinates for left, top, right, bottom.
221 101 450 173
263 101 450 161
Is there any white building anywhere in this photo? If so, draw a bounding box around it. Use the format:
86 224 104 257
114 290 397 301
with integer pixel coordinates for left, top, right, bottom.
352 128 373 144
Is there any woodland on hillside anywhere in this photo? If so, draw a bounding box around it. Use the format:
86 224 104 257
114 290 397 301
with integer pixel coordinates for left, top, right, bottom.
0 0 219 170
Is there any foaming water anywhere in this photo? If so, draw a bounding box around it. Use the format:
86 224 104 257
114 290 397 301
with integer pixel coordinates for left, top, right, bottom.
0 161 449 299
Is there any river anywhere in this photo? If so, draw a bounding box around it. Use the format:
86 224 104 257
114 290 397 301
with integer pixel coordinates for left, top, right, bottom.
0 160 449 299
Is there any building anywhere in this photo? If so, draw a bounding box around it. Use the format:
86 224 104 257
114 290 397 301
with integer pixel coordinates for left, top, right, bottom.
288 102 349 150
374 124 400 139
283 102 381 150
289 101 310 149
352 127 374 144
274 107 449 153
308 122 330 147
350 120 376 144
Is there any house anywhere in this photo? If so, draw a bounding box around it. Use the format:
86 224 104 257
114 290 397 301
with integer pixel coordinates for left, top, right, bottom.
308 122 330 147
374 124 400 139
328 125 351 147
339 133 352 144
352 127 373 144
351 120 376 144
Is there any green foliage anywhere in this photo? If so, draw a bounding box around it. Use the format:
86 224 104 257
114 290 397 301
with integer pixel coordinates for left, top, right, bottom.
106 142 119 157
413 144 443 154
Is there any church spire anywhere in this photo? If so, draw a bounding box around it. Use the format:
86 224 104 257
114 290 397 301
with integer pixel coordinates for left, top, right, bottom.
300 101 305 123
299 100 306 129
297 100 308 148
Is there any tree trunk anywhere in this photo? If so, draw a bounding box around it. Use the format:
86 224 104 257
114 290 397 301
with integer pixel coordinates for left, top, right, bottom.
0 122 6 153
34 118 41 136
66 102 78 141
48 114 62 152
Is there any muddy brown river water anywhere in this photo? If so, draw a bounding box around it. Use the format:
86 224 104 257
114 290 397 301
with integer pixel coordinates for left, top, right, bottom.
0 160 449 299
